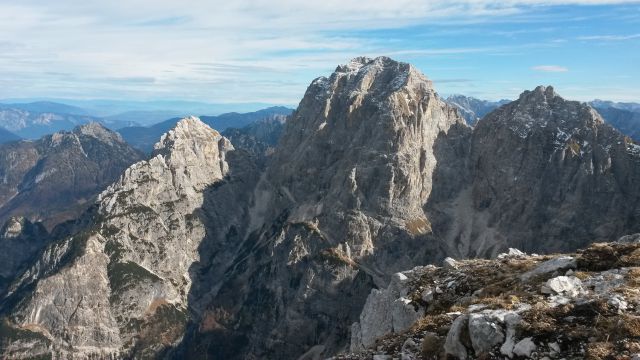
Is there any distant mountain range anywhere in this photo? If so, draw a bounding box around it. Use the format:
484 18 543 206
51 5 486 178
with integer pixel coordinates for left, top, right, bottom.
0 97 637 154
0 98 287 118
0 101 295 144
118 106 294 152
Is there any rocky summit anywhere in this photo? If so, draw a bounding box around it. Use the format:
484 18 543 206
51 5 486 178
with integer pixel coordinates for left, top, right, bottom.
1 57 640 360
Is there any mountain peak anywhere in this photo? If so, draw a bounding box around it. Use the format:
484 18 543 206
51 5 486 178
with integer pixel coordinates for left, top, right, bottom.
485 85 604 139
153 116 224 154
518 85 558 103
329 56 430 91
74 121 124 145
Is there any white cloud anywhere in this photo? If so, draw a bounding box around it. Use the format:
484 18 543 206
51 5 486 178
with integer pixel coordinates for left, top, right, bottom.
578 33 640 41
531 65 569 72
0 0 636 103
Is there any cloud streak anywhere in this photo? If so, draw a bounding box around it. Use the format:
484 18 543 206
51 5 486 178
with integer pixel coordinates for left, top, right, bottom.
532 65 569 72
578 33 640 41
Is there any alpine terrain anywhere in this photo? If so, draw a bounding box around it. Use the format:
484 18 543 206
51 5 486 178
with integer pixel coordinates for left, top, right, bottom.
0 57 639 360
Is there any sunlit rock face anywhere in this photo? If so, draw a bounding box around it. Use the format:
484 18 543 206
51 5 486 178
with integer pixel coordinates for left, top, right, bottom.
0 117 235 359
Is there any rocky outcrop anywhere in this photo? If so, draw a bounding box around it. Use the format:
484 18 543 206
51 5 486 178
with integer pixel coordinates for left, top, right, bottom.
338 240 640 359
0 122 143 229
0 117 236 358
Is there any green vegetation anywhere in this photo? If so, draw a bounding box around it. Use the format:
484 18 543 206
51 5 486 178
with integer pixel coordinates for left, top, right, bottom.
568 140 581 155
315 248 357 268
107 261 161 304
104 240 126 261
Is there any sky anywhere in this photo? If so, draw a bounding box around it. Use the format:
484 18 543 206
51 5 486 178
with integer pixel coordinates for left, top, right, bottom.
0 0 639 107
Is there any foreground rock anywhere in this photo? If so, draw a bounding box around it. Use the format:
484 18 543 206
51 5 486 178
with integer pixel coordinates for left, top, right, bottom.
338 240 640 359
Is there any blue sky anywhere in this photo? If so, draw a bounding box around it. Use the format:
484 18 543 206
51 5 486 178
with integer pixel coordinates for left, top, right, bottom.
0 1 638 106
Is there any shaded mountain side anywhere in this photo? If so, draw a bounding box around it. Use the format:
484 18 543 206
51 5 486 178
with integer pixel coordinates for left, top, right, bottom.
428 86 640 259
221 114 288 167
593 105 640 142
0 217 48 294
0 128 20 144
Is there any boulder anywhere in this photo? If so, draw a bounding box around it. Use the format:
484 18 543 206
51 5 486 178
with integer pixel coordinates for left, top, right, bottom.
444 314 469 359
541 276 583 297
513 337 536 358
443 257 459 270
468 314 505 355
520 256 577 280
617 233 640 244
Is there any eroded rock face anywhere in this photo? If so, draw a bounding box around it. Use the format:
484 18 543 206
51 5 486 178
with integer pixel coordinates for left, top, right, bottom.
0 117 235 359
